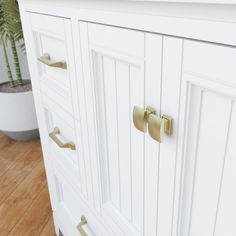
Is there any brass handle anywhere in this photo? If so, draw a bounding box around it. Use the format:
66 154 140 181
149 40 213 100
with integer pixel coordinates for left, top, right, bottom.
38 53 67 69
77 216 88 236
133 106 156 132
133 105 173 143
49 127 76 150
148 114 173 143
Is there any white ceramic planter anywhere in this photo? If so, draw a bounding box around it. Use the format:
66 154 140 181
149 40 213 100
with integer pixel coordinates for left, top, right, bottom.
0 90 39 140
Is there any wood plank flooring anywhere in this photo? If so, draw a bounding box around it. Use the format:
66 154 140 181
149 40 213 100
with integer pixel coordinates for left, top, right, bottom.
0 132 56 236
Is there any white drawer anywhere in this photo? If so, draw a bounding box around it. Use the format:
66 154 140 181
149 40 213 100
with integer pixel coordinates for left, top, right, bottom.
52 166 114 236
53 170 83 236
28 13 74 114
40 92 81 190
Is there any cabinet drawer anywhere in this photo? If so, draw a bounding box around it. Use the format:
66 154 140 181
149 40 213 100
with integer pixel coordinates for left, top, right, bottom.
37 91 111 235
40 93 81 189
28 13 74 114
53 168 111 236
53 171 83 236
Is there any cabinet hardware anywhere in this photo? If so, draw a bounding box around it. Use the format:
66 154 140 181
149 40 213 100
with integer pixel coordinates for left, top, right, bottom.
148 114 173 143
49 127 76 150
38 53 67 69
133 106 156 132
77 216 88 236
133 106 173 142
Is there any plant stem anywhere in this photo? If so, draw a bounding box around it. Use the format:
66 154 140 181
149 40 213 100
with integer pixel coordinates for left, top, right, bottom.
2 40 14 87
10 36 23 85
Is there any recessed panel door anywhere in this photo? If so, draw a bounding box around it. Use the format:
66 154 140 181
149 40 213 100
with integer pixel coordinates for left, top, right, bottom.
164 40 236 236
79 22 163 236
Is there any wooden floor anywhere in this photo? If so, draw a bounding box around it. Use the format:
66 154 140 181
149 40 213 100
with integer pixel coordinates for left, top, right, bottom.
0 132 56 236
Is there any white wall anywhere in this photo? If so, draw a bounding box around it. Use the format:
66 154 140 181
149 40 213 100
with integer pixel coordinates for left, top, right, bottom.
0 43 30 83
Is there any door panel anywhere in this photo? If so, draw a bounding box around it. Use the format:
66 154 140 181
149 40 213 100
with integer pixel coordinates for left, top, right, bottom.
173 40 236 236
157 37 184 236
179 82 233 236
79 22 163 236
90 27 145 236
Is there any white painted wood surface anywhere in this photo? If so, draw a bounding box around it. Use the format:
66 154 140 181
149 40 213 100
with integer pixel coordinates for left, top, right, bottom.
131 0 236 3
143 33 162 236
158 37 183 236
80 22 146 236
19 1 236 235
176 40 236 236
19 0 236 46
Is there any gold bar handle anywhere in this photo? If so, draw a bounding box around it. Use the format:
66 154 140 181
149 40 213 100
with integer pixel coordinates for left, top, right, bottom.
38 53 67 69
49 127 75 150
77 216 88 236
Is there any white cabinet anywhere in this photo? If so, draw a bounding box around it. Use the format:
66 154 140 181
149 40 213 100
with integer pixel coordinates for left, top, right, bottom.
19 1 236 235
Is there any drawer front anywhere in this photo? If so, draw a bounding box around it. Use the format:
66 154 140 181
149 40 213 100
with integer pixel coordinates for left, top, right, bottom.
53 169 83 236
39 94 114 236
40 92 81 190
27 13 74 114
53 167 113 236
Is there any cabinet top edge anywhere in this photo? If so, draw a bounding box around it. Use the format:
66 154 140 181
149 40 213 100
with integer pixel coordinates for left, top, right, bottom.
17 0 236 5
18 0 236 47
18 0 236 22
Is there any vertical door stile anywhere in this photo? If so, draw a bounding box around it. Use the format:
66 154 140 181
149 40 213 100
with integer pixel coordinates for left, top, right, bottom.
144 33 163 236
64 18 82 193
78 22 96 207
158 37 183 236
174 71 191 236
72 18 89 200
130 58 145 231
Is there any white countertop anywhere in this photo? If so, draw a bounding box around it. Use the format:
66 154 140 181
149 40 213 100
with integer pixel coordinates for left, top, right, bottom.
131 0 236 4
18 0 236 50
19 0 236 23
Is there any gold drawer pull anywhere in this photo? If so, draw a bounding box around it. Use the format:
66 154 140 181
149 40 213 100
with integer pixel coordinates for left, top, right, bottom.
77 216 88 236
38 53 67 69
49 127 75 150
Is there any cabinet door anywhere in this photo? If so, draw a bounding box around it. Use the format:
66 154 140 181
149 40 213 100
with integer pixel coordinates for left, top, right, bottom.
163 39 236 236
79 22 163 236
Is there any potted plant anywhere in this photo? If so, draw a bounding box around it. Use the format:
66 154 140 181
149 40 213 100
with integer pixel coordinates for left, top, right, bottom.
0 0 38 140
